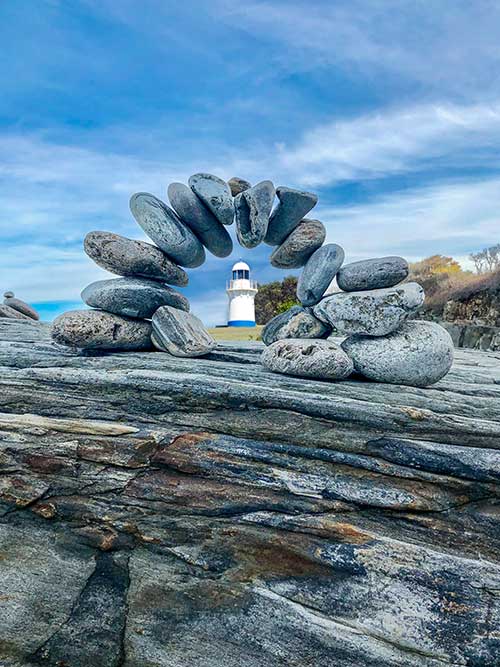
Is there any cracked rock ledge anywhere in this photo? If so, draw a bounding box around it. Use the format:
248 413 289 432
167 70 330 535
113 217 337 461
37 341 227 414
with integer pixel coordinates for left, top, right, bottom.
0 319 499 667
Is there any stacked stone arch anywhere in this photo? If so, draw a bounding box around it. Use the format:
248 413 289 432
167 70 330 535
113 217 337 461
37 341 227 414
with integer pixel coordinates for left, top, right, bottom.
52 173 454 387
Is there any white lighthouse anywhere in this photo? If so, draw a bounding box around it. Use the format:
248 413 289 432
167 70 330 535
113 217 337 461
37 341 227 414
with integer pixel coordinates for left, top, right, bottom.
226 260 258 327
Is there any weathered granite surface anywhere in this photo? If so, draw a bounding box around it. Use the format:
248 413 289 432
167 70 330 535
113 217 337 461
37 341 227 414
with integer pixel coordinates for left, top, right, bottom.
0 319 499 667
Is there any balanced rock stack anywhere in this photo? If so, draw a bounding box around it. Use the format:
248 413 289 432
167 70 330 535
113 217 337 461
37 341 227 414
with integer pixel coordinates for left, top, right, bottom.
50 170 454 386
261 254 454 387
0 291 40 321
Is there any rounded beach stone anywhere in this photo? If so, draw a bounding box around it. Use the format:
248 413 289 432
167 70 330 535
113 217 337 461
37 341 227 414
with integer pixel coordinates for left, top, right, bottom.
297 243 345 306
337 256 409 292
235 180 275 248
270 219 326 269
84 231 188 286
265 186 318 246
168 182 233 258
341 320 454 387
81 277 189 319
3 296 39 320
261 338 354 380
152 306 216 357
188 173 234 226
314 282 424 337
3 291 14 298
228 177 251 197
262 305 330 346
51 310 153 351
130 192 205 268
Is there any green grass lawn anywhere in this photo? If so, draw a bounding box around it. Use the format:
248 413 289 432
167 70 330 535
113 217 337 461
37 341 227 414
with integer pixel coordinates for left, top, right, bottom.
207 325 263 341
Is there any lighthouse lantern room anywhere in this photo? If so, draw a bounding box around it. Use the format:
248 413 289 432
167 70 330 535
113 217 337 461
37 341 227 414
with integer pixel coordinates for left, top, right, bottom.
226 261 258 327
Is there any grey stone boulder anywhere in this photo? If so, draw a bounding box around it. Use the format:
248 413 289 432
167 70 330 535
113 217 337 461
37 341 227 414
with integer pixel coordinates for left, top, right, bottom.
262 338 354 380
337 256 409 292
51 310 153 351
341 320 454 386
235 180 275 248
152 306 216 357
3 293 39 320
168 182 233 258
270 218 326 269
262 305 330 346
297 243 345 306
314 282 424 336
188 173 234 226
130 192 205 268
228 177 251 196
81 277 189 319
265 186 318 246
84 231 188 286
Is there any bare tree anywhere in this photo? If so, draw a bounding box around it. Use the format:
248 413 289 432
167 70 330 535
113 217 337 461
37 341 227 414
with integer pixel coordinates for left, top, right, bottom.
469 250 487 274
470 245 500 274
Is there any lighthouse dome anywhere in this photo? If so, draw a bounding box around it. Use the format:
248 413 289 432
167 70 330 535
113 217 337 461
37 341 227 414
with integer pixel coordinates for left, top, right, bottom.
232 260 250 272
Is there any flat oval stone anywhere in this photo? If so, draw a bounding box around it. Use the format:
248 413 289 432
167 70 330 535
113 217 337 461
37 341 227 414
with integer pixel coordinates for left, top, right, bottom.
270 218 326 269
168 182 233 258
3 296 39 320
313 282 425 337
235 180 275 248
261 338 354 380
81 277 189 319
84 231 188 286
337 256 409 292
0 304 33 320
188 173 234 226
297 243 345 306
228 177 251 196
152 306 216 357
265 186 318 246
130 192 205 268
341 320 454 387
51 310 153 351
262 305 330 346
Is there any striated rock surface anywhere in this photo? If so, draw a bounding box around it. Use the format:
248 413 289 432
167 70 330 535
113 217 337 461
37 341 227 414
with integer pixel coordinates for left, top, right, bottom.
0 318 499 667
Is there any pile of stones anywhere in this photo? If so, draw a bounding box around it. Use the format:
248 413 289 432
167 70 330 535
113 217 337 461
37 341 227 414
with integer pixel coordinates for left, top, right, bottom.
51 171 453 386
0 291 40 322
261 255 454 386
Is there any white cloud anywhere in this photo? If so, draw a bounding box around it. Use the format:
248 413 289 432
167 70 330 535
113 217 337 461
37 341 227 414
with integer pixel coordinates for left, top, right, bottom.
318 177 500 265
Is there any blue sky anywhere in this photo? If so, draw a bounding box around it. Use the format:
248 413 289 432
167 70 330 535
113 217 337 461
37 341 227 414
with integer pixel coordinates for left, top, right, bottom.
1 1 500 324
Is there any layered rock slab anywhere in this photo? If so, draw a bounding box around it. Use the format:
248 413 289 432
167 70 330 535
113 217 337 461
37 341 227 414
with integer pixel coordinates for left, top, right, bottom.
0 321 499 667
